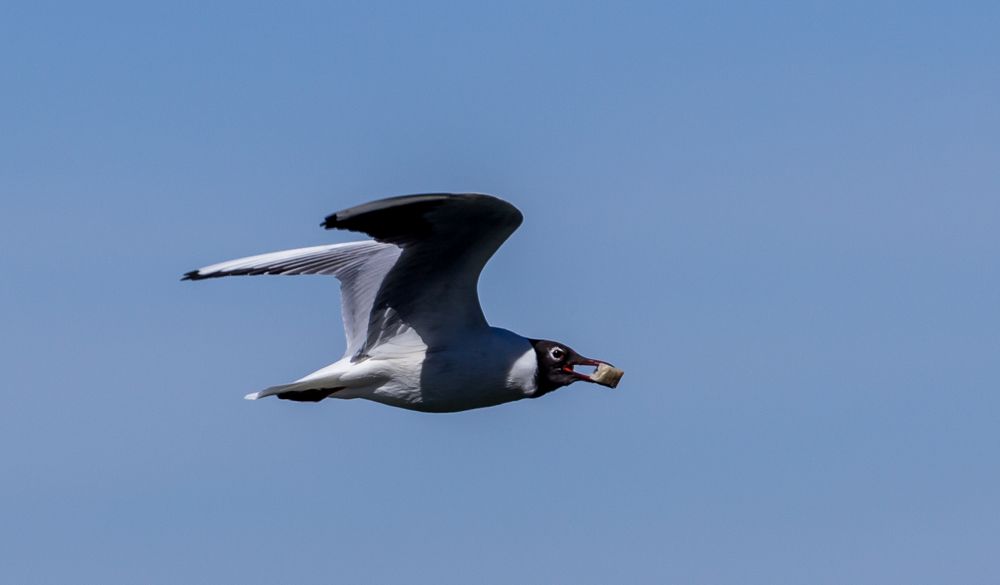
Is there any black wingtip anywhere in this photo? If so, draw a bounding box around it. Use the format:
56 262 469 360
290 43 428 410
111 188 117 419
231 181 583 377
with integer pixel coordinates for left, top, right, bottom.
181 270 203 281
321 214 338 230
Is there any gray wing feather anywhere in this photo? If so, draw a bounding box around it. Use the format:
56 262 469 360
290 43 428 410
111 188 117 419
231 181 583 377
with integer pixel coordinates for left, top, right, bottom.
183 240 401 358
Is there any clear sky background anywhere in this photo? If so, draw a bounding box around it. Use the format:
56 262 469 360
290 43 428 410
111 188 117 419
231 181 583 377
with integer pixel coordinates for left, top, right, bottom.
2 1 998 583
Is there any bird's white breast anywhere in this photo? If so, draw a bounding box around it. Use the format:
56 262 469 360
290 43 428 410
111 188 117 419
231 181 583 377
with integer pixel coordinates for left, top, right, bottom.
507 347 538 397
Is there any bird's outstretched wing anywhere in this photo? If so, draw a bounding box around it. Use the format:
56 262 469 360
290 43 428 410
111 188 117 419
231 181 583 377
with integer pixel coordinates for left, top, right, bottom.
183 193 522 360
182 240 401 359
323 193 523 356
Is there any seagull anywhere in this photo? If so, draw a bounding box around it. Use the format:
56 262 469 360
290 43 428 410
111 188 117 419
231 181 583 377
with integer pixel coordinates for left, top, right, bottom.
183 193 623 413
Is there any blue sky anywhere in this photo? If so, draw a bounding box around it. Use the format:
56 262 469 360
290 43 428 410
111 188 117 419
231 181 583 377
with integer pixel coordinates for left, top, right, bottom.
2 1 998 583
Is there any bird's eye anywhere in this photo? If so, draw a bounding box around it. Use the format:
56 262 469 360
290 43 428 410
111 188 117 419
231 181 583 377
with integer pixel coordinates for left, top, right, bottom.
550 347 565 361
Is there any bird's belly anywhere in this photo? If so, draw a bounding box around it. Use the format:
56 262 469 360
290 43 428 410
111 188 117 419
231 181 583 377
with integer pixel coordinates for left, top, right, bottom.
366 370 524 413
358 333 533 413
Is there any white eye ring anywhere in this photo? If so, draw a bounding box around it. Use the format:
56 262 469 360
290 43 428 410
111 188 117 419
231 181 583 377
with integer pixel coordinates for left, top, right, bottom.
550 347 565 360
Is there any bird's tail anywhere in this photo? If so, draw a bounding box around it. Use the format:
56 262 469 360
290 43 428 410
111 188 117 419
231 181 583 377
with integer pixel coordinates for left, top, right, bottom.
245 381 344 402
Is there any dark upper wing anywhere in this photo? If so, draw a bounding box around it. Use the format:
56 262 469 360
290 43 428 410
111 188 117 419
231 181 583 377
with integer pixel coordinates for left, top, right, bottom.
323 193 523 355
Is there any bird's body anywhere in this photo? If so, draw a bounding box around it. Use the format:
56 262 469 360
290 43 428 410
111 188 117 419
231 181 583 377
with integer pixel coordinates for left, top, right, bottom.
270 326 537 412
184 193 622 412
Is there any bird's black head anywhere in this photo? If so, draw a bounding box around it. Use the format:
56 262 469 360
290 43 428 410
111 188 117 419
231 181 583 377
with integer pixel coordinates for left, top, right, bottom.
530 339 618 395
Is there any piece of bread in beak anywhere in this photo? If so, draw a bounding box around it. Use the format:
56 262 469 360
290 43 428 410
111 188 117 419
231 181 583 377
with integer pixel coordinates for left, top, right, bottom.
590 363 624 388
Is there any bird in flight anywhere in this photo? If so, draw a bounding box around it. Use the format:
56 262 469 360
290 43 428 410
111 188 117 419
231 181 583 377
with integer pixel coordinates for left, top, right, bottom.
183 193 623 412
